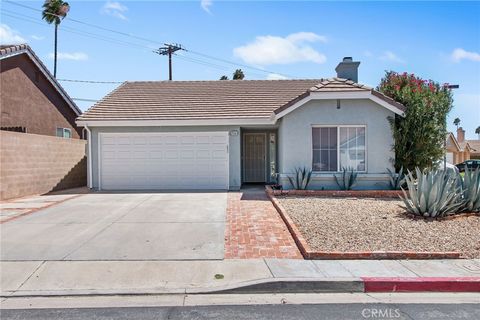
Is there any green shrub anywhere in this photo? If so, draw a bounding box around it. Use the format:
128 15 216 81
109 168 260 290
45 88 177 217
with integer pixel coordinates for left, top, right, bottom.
387 167 405 190
459 167 480 213
400 167 463 218
334 167 358 190
288 167 312 190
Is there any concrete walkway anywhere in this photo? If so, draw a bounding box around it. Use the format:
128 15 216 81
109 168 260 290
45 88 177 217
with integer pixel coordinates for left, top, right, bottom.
1 259 479 297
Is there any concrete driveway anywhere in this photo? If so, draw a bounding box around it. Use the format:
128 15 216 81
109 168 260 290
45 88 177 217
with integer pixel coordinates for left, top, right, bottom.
0 192 226 261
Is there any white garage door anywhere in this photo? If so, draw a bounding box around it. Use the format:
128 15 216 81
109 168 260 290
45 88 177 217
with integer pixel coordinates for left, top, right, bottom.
99 132 229 190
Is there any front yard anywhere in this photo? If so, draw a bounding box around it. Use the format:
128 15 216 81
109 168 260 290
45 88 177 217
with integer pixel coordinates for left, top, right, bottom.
277 197 480 259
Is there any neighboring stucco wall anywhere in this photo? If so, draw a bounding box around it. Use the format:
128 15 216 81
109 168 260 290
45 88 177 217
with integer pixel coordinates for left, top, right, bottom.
277 99 395 190
89 126 241 190
0 131 87 200
0 54 81 138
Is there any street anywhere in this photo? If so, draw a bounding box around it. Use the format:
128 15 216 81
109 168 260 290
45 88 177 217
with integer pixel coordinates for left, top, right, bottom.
2 303 480 320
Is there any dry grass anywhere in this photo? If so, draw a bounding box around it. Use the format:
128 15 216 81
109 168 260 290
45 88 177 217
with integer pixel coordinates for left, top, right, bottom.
277 197 480 258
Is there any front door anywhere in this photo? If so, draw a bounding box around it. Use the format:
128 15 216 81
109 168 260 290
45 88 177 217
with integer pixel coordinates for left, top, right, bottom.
243 133 267 182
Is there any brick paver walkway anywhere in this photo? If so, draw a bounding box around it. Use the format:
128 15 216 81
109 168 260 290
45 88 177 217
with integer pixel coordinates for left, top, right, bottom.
225 189 302 259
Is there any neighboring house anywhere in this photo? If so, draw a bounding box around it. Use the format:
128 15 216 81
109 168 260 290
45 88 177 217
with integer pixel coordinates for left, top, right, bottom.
0 44 82 138
456 127 479 160
445 132 472 164
0 44 86 200
76 57 405 191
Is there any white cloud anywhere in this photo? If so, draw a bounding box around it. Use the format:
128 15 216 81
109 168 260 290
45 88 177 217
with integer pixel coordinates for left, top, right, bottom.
0 24 26 44
101 1 128 20
48 52 88 61
451 48 480 63
31 35 45 41
379 51 405 63
266 73 288 80
201 0 213 14
233 32 327 66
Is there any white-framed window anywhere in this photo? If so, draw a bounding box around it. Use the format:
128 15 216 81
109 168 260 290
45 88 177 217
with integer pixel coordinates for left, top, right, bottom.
56 127 72 138
312 126 366 172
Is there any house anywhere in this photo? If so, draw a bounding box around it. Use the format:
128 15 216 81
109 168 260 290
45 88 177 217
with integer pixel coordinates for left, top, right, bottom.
0 44 86 200
76 57 405 191
456 127 480 160
0 44 82 138
445 131 471 164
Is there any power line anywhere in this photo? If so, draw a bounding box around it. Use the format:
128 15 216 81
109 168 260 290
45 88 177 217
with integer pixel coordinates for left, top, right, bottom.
4 0 298 79
58 79 124 84
154 44 185 80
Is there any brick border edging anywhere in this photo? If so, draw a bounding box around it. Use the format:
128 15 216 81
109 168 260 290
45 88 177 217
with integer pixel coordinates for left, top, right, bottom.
0 194 84 224
265 185 403 198
265 187 461 260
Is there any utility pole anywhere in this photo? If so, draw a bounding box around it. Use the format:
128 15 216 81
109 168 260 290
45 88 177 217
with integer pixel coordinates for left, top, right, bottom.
154 43 184 80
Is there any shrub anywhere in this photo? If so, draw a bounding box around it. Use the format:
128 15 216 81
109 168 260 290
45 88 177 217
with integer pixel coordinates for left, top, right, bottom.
378 71 453 171
387 167 405 190
459 167 480 213
288 167 312 190
400 167 463 218
334 167 358 190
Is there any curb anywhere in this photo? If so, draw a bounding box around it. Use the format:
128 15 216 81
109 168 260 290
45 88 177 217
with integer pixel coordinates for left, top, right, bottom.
363 277 480 293
2 277 479 298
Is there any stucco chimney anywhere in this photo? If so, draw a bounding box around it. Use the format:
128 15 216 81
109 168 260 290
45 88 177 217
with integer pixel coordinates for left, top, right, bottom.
457 127 465 143
335 57 360 83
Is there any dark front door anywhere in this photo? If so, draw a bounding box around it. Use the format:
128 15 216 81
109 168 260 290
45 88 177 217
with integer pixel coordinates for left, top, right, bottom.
243 133 267 182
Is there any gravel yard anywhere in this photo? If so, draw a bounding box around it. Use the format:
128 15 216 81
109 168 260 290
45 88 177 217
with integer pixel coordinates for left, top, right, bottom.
277 197 480 258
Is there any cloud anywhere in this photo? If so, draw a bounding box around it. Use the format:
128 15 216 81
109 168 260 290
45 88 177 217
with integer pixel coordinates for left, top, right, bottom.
451 48 480 63
0 24 26 44
233 32 327 66
101 1 128 20
379 51 405 63
48 52 88 61
31 35 45 41
201 0 213 14
266 73 288 80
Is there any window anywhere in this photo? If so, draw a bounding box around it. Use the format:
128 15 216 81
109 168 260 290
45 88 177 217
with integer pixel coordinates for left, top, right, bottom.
56 127 72 138
312 126 366 172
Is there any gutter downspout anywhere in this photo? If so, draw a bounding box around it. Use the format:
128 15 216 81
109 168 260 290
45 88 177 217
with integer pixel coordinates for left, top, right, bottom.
84 125 93 189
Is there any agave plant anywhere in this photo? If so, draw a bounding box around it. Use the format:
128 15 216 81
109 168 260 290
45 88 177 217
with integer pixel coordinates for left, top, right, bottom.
334 167 358 190
387 167 405 190
400 167 463 218
287 167 312 190
459 167 480 212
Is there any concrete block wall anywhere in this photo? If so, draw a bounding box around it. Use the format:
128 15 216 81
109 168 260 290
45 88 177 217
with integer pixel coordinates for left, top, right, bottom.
0 131 87 200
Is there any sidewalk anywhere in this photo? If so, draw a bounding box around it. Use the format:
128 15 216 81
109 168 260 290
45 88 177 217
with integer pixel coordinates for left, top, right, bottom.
1 259 479 297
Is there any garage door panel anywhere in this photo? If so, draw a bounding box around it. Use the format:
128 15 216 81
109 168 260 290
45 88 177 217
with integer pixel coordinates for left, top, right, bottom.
100 132 229 190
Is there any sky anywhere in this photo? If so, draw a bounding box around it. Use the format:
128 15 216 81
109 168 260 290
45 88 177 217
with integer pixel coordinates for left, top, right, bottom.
1 0 479 139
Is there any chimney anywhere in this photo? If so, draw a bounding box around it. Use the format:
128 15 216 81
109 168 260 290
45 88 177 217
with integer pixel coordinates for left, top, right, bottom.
335 57 360 83
457 127 465 143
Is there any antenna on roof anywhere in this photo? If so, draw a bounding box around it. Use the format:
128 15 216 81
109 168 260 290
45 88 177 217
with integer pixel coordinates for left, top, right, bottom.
153 43 185 81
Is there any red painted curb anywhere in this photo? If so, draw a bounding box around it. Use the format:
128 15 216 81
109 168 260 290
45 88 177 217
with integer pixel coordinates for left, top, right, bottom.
362 277 480 292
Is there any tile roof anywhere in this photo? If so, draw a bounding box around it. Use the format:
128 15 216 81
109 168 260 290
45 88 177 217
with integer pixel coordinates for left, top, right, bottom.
77 77 405 122
0 44 81 116
465 140 480 152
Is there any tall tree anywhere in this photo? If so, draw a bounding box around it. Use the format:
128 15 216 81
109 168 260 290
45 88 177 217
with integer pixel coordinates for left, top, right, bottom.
232 69 245 80
378 71 453 171
453 117 461 129
475 126 480 135
42 0 70 78
219 75 229 80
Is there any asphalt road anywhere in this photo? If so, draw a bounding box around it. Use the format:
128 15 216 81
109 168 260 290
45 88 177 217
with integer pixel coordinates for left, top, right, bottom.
2 304 479 320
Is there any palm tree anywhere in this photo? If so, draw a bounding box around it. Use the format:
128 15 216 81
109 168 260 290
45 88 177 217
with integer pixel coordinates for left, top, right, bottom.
453 117 461 129
42 0 70 77
233 69 245 80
